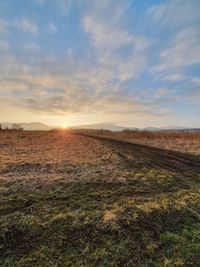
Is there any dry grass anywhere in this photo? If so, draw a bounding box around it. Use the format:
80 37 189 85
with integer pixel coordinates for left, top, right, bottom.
90 130 200 155
0 130 122 184
0 130 200 266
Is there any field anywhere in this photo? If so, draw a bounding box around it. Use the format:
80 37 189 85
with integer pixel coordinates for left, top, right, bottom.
0 130 200 266
87 130 200 155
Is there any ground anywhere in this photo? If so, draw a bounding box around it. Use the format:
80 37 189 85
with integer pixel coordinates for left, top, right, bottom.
0 131 200 266
91 130 200 155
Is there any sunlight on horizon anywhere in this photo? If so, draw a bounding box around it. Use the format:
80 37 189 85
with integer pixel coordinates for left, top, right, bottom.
61 124 67 129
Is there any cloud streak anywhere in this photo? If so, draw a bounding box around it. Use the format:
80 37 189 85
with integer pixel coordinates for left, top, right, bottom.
13 18 39 35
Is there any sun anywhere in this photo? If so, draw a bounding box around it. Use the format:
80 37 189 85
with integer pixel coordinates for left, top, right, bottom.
61 124 67 129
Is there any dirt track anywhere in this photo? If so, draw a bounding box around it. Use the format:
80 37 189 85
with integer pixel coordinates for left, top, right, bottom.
77 133 200 177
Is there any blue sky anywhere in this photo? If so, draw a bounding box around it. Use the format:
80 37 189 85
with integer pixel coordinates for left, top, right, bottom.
0 0 200 127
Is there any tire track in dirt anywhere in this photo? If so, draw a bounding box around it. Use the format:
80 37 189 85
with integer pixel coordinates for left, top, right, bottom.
76 133 200 177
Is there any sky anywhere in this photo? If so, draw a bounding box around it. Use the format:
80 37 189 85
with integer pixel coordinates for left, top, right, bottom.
0 0 200 128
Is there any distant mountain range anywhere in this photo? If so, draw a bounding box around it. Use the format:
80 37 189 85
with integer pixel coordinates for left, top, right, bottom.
0 122 199 131
71 123 193 131
71 123 128 132
143 126 188 131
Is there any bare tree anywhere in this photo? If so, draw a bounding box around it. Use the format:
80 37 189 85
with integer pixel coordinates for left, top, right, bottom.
12 123 23 130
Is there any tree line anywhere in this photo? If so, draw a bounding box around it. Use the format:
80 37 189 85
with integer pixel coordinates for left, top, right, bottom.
0 123 23 131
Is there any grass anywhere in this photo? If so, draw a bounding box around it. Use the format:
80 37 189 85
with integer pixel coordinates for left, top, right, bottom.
1 174 200 266
87 130 200 155
0 131 200 266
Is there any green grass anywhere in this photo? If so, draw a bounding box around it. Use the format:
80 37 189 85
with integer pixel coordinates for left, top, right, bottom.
1 167 200 266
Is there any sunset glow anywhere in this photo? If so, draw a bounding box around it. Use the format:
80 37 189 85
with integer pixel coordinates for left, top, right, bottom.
62 124 67 129
0 0 199 128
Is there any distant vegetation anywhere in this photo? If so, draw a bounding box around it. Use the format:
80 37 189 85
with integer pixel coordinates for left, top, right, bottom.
0 123 23 131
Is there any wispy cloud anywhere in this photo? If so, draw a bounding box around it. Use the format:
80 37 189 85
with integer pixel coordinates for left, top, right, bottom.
0 0 199 127
33 0 81 15
0 79 28 92
0 18 8 35
154 28 200 72
191 77 200 85
13 18 39 35
163 74 185 82
188 89 200 103
20 43 41 52
0 40 9 50
46 22 57 33
148 0 200 28
83 1 151 82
